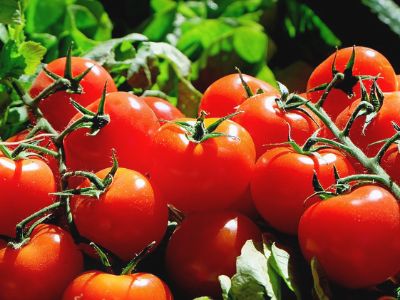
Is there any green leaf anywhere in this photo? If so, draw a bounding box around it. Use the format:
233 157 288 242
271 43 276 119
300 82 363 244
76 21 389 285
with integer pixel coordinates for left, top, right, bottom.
311 257 332 300
219 275 232 300
193 297 213 300
361 0 400 36
0 0 22 24
0 40 26 79
150 0 175 13
229 240 276 300
256 64 277 88
233 27 267 63
18 41 46 75
143 4 177 41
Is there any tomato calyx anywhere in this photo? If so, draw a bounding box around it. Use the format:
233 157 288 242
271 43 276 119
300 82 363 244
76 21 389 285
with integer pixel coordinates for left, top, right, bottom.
235 67 265 98
57 151 119 199
174 110 241 143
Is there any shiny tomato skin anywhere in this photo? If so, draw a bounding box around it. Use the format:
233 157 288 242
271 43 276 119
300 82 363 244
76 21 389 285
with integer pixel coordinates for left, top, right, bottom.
6 130 60 182
71 167 168 261
0 157 56 237
199 73 279 117
251 147 355 234
335 92 400 156
64 92 160 177
0 224 83 300
307 46 397 119
30 57 117 131
142 96 184 124
150 118 256 214
232 93 320 158
381 144 400 184
166 211 261 298
299 185 400 288
62 271 173 300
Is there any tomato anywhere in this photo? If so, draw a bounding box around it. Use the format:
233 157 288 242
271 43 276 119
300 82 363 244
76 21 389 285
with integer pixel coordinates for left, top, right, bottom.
0 156 56 237
71 167 168 261
232 93 320 158
150 118 255 214
0 224 83 300
6 130 60 182
62 271 173 300
166 211 261 298
30 57 117 131
251 146 355 234
142 96 184 124
335 92 400 156
307 46 397 119
199 73 279 118
381 144 400 184
64 92 160 178
299 185 400 288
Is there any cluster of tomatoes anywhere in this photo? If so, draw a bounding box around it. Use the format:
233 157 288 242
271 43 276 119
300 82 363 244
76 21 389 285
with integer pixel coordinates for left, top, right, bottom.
1 45 400 300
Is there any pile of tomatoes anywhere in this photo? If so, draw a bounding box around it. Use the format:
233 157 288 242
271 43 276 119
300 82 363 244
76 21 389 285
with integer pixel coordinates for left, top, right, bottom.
1 45 400 300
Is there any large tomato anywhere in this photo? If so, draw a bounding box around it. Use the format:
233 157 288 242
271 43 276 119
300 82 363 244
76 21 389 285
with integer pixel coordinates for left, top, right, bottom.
381 144 400 184
166 211 261 298
232 93 320 158
30 57 117 131
335 92 400 156
307 46 397 119
142 96 184 124
150 118 255 214
199 73 279 118
71 167 168 261
251 146 355 234
62 271 173 300
0 224 83 300
0 156 56 237
299 185 400 288
64 92 160 177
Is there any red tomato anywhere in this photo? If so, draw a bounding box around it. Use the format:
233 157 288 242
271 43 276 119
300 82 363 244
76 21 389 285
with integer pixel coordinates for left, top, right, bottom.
335 92 400 156
30 57 117 131
150 118 255 214
381 144 400 184
0 224 83 300
307 46 397 119
71 167 168 261
64 92 160 177
6 130 60 181
166 211 261 298
62 271 173 300
0 156 56 237
299 185 400 288
251 147 355 234
142 96 184 124
199 73 279 117
232 93 320 158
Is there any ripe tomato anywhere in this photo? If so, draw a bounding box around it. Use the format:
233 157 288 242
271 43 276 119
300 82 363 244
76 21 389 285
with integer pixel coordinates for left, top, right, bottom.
6 130 60 181
0 224 83 300
232 93 320 158
335 92 400 156
199 73 279 118
299 185 400 288
0 156 56 237
64 92 160 177
30 57 117 131
150 118 255 214
307 46 397 119
142 96 184 124
166 211 261 298
71 167 168 261
381 144 400 184
62 271 173 300
251 146 355 234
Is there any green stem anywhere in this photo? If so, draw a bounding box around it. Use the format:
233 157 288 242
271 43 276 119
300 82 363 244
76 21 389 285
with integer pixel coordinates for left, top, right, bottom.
337 174 387 185
12 201 62 248
316 72 344 108
374 131 400 164
12 143 59 158
341 101 373 137
296 96 400 199
62 170 105 190
31 78 70 108
55 117 92 146
121 241 156 275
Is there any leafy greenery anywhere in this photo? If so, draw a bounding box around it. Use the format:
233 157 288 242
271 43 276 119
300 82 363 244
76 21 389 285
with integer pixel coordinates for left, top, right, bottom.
361 0 400 37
